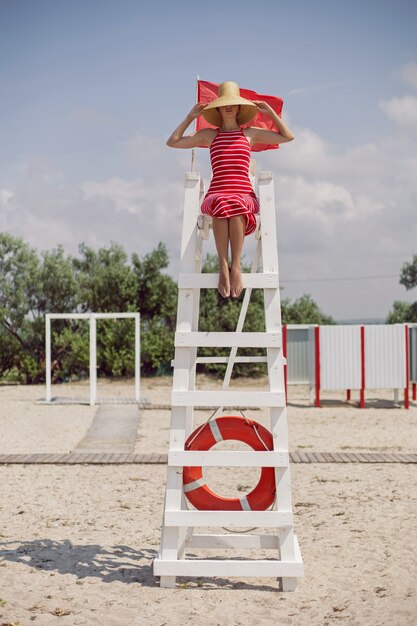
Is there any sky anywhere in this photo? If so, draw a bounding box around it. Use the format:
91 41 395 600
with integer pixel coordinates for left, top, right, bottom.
1 0 417 321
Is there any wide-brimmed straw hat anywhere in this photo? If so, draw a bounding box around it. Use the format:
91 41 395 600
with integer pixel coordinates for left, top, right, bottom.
202 81 258 127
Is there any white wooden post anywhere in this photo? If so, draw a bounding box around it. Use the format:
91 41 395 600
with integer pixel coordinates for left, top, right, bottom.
159 172 201 588
135 313 140 403
45 314 52 402
89 314 97 406
259 171 297 592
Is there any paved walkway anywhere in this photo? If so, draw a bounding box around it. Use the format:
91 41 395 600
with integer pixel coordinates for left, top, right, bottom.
74 405 140 453
0 451 416 464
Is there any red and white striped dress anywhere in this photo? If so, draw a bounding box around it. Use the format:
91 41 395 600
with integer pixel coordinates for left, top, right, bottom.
200 129 259 236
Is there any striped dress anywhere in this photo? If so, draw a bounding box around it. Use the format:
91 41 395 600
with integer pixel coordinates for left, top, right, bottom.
200 128 259 236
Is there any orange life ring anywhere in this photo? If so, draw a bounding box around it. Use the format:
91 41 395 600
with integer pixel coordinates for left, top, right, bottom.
183 416 276 511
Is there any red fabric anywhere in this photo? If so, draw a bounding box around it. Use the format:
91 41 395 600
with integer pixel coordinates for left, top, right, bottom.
196 80 283 152
200 129 259 236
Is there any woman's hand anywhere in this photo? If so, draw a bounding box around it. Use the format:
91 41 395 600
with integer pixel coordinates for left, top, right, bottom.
246 100 294 144
187 103 206 121
252 100 272 114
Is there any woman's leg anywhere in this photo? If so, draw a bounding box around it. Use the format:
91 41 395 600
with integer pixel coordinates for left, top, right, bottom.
212 217 230 297
229 215 246 298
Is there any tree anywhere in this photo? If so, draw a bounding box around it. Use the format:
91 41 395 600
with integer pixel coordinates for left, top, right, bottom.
132 243 177 374
282 294 335 325
0 233 42 382
73 242 136 313
386 255 417 323
386 301 417 324
400 254 417 290
0 234 179 381
0 234 335 383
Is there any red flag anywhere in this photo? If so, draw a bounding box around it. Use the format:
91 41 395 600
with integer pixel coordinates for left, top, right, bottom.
196 80 283 152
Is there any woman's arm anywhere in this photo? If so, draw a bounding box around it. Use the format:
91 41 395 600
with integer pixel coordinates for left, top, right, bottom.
246 101 295 146
166 104 215 148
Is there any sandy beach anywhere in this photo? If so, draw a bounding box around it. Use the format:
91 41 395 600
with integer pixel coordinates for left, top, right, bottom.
1 377 416 625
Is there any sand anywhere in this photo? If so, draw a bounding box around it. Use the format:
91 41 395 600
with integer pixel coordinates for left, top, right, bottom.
0 377 416 625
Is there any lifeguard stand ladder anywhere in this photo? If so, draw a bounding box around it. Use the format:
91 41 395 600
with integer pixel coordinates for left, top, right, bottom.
154 171 303 590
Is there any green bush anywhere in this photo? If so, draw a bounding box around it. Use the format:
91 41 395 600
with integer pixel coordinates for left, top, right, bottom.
0 233 336 383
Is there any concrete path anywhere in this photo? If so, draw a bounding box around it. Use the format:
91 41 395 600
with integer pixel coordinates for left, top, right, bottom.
74 405 140 453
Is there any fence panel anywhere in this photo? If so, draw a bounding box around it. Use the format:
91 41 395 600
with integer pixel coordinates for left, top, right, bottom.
286 327 310 384
409 326 417 384
320 325 362 390
364 325 407 389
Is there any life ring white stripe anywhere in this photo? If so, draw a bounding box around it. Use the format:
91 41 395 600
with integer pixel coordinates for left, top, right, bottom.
183 478 206 493
240 496 252 511
209 419 223 442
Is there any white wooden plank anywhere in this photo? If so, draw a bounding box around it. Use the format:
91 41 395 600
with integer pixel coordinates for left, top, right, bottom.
171 390 286 407
154 557 303 578
281 536 302 591
179 273 279 289
48 312 140 320
159 576 176 588
188 533 279 550
45 316 51 402
159 172 201 578
195 356 268 364
175 331 281 348
258 171 297 564
223 239 262 392
169 450 289 467
258 172 279 274
164 510 293 527
89 315 97 406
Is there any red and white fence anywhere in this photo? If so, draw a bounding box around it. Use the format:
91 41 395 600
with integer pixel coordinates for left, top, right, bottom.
410 324 417 401
283 324 412 409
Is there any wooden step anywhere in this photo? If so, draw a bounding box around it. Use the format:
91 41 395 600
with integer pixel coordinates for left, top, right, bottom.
195 356 268 364
154 556 303 578
178 273 279 289
168 450 289 467
171 390 286 408
188 533 279 549
163 509 293 528
175 331 281 348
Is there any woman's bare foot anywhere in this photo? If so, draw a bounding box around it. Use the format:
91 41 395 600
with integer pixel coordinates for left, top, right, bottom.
218 262 230 298
230 264 243 298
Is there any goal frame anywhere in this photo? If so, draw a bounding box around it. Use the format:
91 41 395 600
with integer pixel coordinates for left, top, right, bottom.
45 312 140 405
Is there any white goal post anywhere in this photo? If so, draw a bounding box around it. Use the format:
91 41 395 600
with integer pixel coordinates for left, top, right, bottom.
45 312 140 405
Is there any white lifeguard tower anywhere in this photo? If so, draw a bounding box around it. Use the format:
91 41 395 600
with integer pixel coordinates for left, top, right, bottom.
154 170 303 590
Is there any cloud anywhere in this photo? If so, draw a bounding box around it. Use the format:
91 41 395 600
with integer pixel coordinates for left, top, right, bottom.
81 177 151 215
379 95 417 127
2 96 417 319
1 188 14 205
0 140 187 261
400 61 417 90
288 81 346 97
256 109 417 318
276 176 355 223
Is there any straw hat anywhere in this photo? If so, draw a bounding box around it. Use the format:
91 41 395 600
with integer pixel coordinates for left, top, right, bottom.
202 81 258 127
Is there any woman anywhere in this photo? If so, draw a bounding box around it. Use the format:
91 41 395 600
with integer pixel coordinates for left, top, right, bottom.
166 81 294 298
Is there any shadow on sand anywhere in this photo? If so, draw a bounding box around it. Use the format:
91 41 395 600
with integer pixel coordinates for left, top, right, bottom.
0 538 158 586
0 538 280 591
